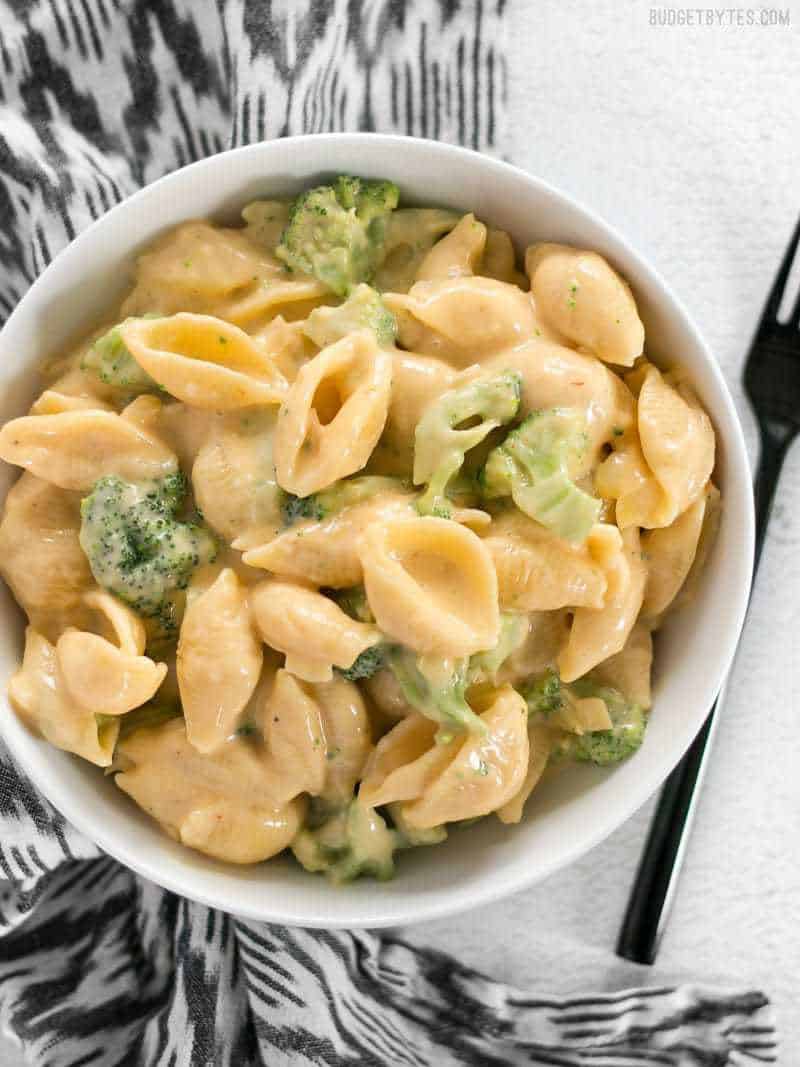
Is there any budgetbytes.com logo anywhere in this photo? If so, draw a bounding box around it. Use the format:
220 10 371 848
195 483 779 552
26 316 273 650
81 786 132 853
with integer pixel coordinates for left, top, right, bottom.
649 7 790 26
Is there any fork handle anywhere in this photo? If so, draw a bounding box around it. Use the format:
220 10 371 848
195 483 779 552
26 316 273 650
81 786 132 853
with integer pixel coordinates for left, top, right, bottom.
616 418 793 965
752 418 794 570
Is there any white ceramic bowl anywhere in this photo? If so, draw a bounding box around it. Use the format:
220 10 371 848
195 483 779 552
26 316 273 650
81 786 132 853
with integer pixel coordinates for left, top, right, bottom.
0 134 754 928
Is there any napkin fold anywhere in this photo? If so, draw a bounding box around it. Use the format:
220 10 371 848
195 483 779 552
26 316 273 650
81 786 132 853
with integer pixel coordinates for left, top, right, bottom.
0 2 778 1064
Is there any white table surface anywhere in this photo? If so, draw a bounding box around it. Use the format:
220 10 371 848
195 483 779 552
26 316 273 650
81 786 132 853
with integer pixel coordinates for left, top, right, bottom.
2 5 798 1064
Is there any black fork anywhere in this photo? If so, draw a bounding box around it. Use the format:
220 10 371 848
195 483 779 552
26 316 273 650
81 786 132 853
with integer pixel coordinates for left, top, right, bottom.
616 216 800 965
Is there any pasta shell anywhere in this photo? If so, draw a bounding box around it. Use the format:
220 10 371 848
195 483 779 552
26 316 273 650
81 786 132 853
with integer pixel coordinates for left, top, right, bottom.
250 579 380 683
496 723 553 825
262 669 328 802
378 351 456 472
595 433 670 528
415 213 487 282
385 276 538 367
56 631 166 715
115 717 305 863
374 208 460 293
83 589 147 655
251 315 317 383
9 627 120 766
481 229 528 288
121 220 327 326
359 516 500 657
307 676 373 804
179 800 306 865
526 243 644 367
641 490 709 618
129 222 275 301
273 331 392 496
242 490 414 588
496 611 572 689
401 687 529 829
484 338 636 474
558 525 647 682
122 313 288 410
153 402 219 469
366 687 530 830
0 473 94 640
192 410 281 549
10 592 165 767
591 622 653 710
29 390 113 415
359 714 450 808
638 365 715 521
483 512 608 612
0 409 178 490
177 569 263 754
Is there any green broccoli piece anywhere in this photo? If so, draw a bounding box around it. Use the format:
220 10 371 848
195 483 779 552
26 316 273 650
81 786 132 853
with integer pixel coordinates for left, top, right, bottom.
334 175 399 226
291 798 399 883
337 644 387 682
280 491 324 526
328 585 375 624
526 673 647 766
79 473 217 618
387 648 485 734
280 476 402 527
276 176 400 296
563 681 647 765
480 408 601 544
302 284 397 348
468 613 528 683
520 668 565 720
413 370 522 517
81 321 158 393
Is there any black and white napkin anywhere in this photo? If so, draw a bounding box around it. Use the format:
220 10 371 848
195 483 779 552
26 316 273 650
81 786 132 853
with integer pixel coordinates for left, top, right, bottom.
0 2 777 1064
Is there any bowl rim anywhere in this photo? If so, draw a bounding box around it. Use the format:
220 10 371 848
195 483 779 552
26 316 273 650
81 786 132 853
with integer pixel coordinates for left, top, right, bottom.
0 132 755 927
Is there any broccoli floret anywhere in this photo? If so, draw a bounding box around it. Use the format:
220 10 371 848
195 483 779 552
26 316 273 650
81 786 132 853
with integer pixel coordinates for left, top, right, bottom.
276 176 400 296
335 175 399 226
280 491 324 526
292 798 399 883
337 643 386 681
468 613 528 683
302 284 397 348
520 668 564 720
564 681 647 765
529 673 647 766
81 321 158 393
280 476 402 527
413 370 521 517
480 408 601 544
79 473 217 618
387 649 485 734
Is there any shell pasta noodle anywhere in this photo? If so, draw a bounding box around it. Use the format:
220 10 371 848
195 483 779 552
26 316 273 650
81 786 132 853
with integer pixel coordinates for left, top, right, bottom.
0 172 721 882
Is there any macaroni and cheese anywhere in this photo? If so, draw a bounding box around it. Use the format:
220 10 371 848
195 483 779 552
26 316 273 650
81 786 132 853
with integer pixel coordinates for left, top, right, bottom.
0 176 719 881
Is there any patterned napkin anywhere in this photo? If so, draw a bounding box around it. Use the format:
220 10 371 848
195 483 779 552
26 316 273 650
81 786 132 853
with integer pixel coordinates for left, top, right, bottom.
0 2 777 1064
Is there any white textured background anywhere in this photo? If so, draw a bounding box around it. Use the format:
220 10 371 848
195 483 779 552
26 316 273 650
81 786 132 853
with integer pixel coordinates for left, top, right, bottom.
401 1 800 1058
2 4 799 1064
